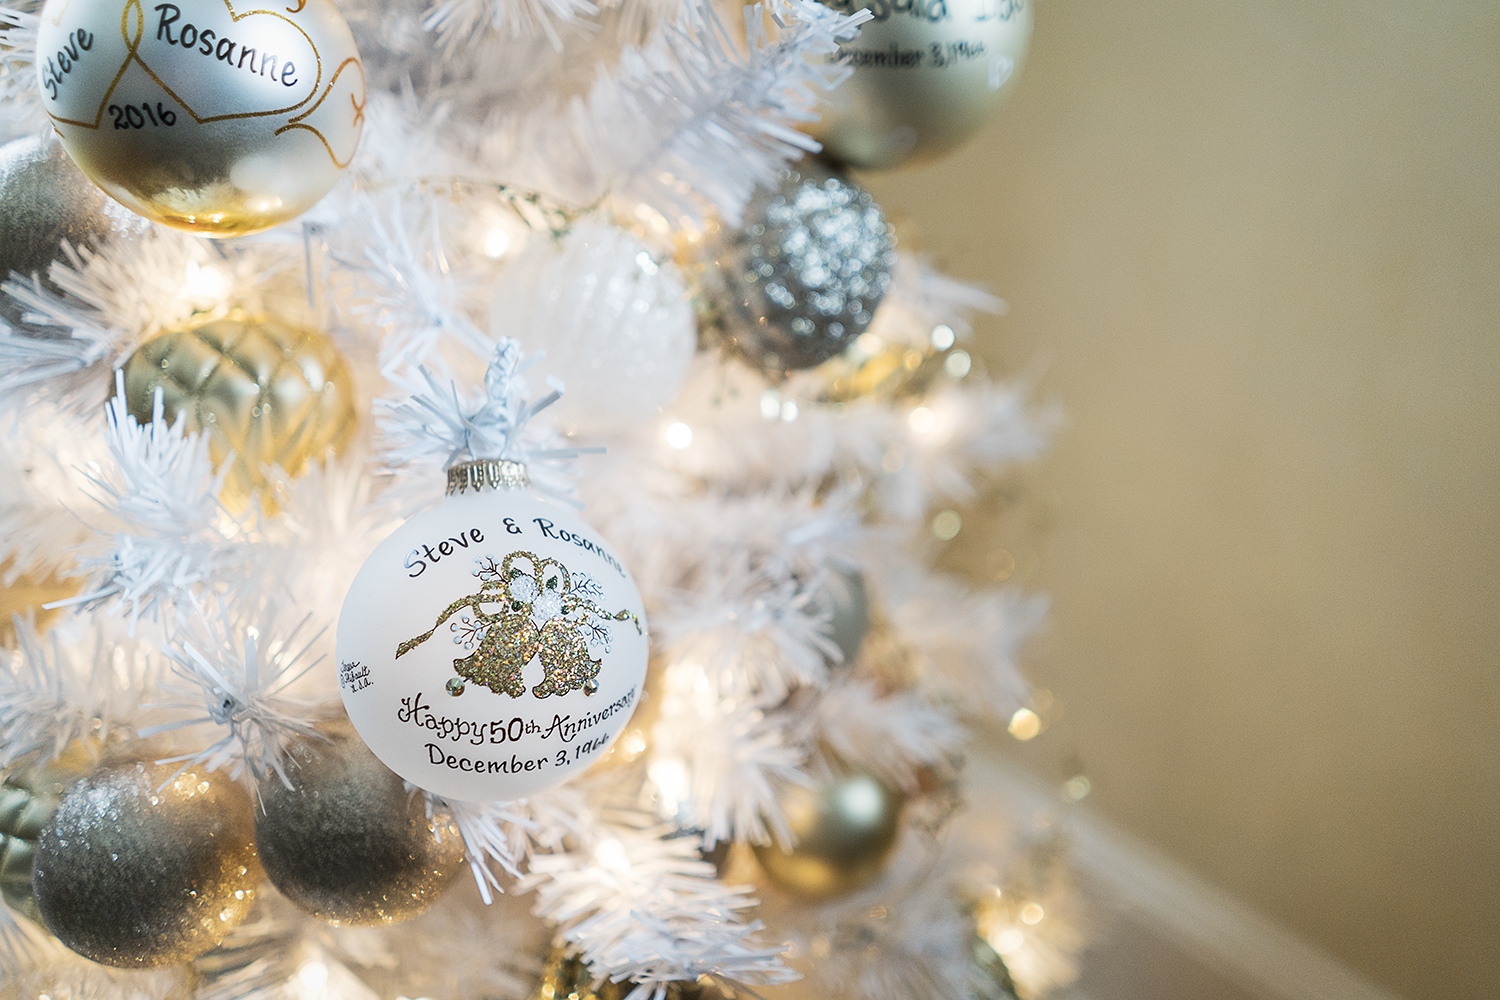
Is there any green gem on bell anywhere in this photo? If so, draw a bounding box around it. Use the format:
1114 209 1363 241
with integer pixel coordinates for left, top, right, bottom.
752 770 905 900
117 311 357 511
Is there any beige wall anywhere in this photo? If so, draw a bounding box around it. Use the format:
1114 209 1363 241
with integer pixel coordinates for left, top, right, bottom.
862 3 1500 998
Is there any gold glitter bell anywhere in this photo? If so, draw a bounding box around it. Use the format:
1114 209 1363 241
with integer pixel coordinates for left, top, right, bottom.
32 759 262 967
119 312 356 510
752 769 904 900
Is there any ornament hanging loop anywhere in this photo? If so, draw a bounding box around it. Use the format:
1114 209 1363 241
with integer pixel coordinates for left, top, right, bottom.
445 458 530 495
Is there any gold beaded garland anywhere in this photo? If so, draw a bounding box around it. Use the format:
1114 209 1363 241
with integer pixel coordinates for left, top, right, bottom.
118 311 356 510
752 770 904 900
32 760 261 968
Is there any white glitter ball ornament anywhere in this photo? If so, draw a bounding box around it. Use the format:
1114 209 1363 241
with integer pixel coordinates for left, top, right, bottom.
336 460 649 802
35 0 365 235
489 222 695 429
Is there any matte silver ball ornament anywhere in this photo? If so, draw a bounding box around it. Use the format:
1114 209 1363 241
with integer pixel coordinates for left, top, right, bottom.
810 0 1034 170
31 760 261 968
714 160 895 373
0 134 140 334
253 720 466 925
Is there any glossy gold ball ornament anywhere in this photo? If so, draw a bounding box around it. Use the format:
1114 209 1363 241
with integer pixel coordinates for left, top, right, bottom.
35 0 365 235
31 760 261 967
253 720 466 925
119 311 356 509
0 134 143 335
531 946 628 1000
752 770 904 899
810 0 1034 170
0 559 83 645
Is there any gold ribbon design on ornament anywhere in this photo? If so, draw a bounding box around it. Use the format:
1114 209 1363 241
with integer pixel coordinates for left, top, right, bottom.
395 551 641 700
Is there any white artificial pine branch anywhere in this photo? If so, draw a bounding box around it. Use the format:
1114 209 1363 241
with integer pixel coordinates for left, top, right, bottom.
523 822 797 994
488 0 869 225
804 677 965 792
140 597 327 786
443 786 595 901
55 375 252 632
423 0 597 53
0 5 43 129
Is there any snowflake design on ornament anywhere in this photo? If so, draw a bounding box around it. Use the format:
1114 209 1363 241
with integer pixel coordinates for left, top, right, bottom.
397 552 640 699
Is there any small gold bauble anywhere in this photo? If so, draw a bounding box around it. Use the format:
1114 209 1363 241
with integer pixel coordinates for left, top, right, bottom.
32 760 261 968
0 744 98 922
809 0 1034 170
531 947 628 1000
752 770 904 900
253 720 465 925
0 559 82 645
36 0 366 235
119 311 356 510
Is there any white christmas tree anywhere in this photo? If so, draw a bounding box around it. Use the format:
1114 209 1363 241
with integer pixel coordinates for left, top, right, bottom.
0 0 1084 998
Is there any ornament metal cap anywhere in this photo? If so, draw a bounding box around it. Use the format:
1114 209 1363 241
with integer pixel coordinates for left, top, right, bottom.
445 459 529 495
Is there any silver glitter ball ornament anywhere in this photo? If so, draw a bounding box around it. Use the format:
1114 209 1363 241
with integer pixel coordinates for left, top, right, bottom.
254 720 466 925
0 134 139 334
715 160 896 373
32 760 261 968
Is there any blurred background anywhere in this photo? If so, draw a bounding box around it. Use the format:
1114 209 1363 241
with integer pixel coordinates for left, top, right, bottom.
860 2 1500 999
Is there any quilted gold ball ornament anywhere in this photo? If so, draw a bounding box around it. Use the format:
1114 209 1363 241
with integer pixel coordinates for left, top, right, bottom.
35 0 365 235
752 770 904 900
119 311 356 509
31 760 261 967
253 720 466 925
810 0 1033 170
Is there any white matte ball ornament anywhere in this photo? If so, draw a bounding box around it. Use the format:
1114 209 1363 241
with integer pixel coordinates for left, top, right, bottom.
35 0 365 235
490 222 696 430
336 461 649 802
811 0 1033 170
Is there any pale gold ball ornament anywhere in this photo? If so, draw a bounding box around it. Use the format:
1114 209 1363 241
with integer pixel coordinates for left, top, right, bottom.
253 720 466 925
752 770 904 900
31 760 261 968
809 0 1034 170
35 0 366 235
118 311 356 510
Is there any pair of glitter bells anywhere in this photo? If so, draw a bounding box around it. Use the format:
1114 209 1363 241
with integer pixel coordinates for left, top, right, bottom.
396 551 640 699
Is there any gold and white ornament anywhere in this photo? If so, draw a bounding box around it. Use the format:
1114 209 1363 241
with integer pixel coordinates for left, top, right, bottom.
254 719 466 925
752 769 904 900
35 0 365 235
118 310 357 509
810 0 1033 170
31 760 261 967
336 459 650 802
0 134 142 334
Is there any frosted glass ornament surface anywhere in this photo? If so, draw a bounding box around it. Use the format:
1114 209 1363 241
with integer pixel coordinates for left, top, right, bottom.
489 222 695 429
35 0 365 235
811 0 1033 170
336 489 649 802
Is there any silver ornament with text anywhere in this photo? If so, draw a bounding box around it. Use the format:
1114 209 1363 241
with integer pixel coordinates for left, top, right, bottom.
336 459 650 802
810 0 1033 170
35 0 365 235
